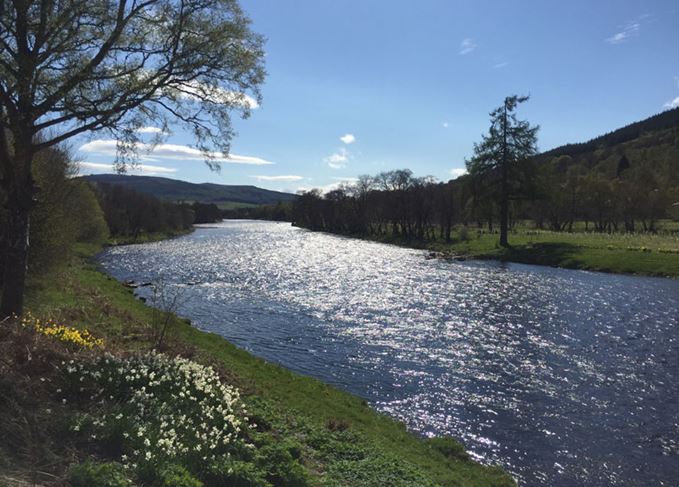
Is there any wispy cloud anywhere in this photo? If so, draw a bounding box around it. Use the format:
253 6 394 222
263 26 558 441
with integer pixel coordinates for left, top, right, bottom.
79 139 274 165
324 147 350 169
136 126 165 134
78 161 177 174
459 38 477 55
449 167 467 178
251 175 304 182
663 96 679 109
493 62 509 69
339 133 356 144
605 15 649 44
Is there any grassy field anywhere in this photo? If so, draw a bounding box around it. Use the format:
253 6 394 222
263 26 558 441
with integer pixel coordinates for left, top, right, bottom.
370 223 679 278
12 243 513 486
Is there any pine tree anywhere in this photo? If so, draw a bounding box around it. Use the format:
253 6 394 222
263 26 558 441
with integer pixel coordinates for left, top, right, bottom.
467 95 539 247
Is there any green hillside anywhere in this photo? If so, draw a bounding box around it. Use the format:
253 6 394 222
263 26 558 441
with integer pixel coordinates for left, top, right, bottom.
84 174 297 206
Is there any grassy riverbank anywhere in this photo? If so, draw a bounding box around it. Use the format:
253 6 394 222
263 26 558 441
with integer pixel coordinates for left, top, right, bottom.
6 243 514 486
105 227 196 246
364 224 679 278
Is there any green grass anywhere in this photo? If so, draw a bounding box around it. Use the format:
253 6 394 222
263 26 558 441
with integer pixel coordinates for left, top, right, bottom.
22 244 513 486
364 223 679 278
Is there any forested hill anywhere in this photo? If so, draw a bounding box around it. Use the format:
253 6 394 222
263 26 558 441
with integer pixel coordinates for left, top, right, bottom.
83 174 297 206
540 106 679 160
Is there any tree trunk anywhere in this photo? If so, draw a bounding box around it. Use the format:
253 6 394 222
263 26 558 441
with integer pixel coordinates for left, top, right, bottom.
0 188 32 318
499 102 509 248
0 142 35 318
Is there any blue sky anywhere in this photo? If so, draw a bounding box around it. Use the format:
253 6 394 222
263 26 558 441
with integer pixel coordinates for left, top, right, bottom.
77 0 679 193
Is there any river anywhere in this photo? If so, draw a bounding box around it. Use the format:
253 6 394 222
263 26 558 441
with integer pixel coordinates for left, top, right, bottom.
98 220 679 486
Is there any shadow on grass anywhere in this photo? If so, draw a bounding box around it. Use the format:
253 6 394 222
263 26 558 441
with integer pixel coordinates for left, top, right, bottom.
499 242 581 267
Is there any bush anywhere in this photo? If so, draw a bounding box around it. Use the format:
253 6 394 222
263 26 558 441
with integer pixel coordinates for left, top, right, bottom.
68 460 130 487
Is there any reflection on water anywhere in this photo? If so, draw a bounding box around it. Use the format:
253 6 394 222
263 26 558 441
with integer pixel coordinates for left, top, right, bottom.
99 220 679 486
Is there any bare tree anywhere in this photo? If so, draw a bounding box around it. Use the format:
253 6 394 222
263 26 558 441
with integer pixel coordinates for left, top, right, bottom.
149 276 187 350
0 0 266 316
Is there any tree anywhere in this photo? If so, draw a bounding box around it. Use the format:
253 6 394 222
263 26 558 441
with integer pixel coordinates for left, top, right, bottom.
0 0 265 316
466 95 539 247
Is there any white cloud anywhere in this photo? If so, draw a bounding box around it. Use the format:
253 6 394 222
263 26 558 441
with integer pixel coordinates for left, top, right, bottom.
339 133 356 144
251 175 304 182
136 126 164 134
173 80 258 109
493 62 509 69
78 161 177 174
449 167 467 178
663 96 679 109
606 20 641 44
324 148 349 169
442 122 449 128
459 38 477 55
79 139 273 165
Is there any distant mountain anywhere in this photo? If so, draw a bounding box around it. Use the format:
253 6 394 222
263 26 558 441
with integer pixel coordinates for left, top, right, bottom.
84 174 297 206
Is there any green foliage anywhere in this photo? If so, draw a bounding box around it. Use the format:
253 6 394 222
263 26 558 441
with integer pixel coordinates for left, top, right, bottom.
26 149 109 275
158 465 204 487
203 458 269 487
256 443 310 487
427 437 470 462
69 182 110 245
67 461 130 487
326 455 438 487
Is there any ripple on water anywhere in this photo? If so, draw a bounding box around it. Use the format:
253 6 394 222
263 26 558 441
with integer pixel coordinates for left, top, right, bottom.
99 220 679 487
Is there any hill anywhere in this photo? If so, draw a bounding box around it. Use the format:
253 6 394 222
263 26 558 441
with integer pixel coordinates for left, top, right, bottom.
83 174 297 207
539 106 679 160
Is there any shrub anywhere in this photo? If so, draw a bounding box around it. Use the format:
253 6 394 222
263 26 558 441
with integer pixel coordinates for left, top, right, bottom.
68 460 130 487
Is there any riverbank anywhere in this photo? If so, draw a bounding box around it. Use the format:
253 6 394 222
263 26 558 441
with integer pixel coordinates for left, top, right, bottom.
105 226 196 246
11 242 513 486
340 226 679 279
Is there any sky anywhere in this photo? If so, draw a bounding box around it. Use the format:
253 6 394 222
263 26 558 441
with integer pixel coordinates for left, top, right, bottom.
76 0 679 194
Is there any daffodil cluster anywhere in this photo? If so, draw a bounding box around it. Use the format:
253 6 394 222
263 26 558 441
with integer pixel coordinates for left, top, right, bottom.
22 312 104 349
64 352 252 471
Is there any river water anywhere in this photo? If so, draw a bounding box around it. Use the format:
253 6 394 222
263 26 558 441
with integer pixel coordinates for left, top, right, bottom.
98 220 679 486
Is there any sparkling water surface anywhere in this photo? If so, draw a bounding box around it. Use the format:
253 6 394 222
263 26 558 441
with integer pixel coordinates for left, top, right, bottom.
98 220 679 486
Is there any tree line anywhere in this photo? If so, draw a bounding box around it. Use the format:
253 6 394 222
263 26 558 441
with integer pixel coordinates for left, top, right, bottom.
0 145 228 293
292 98 678 243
